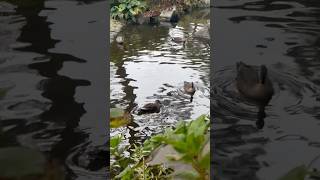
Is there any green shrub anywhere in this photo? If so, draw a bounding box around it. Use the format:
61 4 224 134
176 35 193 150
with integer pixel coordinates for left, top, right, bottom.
110 115 210 180
111 0 147 23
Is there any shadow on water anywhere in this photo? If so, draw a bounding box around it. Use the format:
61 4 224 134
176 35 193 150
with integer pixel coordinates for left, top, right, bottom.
0 0 107 179
110 9 210 145
212 0 320 179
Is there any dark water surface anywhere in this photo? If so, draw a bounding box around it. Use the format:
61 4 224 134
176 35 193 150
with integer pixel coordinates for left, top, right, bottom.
0 0 107 179
212 0 320 179
110 10 210 146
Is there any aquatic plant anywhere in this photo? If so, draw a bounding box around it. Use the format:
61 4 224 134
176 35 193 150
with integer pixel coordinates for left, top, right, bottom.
110 115 210 180
111 0 147 23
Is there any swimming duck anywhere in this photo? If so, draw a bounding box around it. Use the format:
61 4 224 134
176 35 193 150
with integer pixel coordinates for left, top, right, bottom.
137 100 161 115
236 61 274 104
184 81 196 95
184 81 196 102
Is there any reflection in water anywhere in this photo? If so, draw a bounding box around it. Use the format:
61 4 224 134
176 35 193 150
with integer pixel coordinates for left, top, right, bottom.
0 0 107 179
213 0 320 179
110 10 210 146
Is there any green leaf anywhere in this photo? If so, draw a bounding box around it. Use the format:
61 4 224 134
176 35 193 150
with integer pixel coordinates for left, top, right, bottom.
118 4 126 12
115 166 134 180
133 7 141 15
110 134 122 148
278 165 309 180
168 140 189 154
174 121 188 134
188 115 208 137
199 152 210 170
129 9 135 15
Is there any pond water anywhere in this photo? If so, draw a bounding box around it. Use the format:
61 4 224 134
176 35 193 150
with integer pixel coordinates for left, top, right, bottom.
212 0 320 179
110 10 210 145
0 0 107 179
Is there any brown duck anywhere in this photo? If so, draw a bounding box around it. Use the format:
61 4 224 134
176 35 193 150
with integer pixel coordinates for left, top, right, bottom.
137 100 161 115
236 62 274 129
184 81 196 102
236 61 274 104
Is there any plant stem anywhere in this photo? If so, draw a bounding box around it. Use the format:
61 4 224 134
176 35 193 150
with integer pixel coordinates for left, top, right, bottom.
143 157 146 180
192 158 208 180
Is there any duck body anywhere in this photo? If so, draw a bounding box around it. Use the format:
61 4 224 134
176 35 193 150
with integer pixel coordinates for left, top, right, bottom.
236 61 274 104
184 81 196 96
138 100 161 115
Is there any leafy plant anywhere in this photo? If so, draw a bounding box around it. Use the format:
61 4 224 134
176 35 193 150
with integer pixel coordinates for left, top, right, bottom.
111 0 147 23
183 0 207 8
110 115 210 180
110 134 172 179
160 115 210 179
145 0 206 13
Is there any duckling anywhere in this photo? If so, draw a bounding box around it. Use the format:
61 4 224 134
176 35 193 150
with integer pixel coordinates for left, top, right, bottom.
137 100 161 115
184 81 196 102
236 61 274 105
116 36 124 44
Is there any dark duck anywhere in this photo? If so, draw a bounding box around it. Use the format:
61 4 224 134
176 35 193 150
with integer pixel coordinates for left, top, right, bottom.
236 61 274 129
184 81 196 102
137 100 162 115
